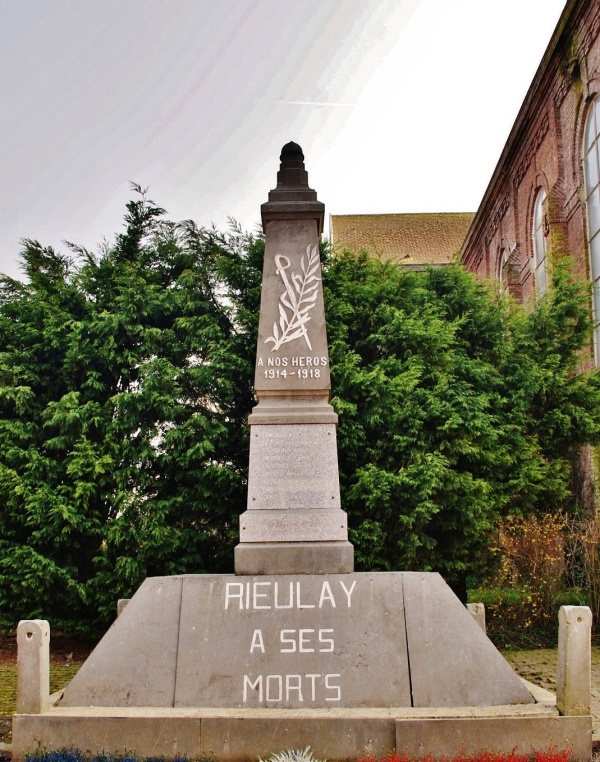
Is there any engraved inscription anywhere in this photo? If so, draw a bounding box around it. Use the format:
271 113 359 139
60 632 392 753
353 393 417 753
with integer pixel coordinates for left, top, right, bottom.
224 578 357 705
256 354 328 380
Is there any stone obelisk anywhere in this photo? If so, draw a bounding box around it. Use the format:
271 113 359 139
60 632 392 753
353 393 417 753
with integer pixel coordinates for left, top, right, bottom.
235 142 353 575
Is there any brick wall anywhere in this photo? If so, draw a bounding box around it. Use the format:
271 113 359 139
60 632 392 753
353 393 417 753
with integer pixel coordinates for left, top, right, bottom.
461 0 600 309
460 0 600 513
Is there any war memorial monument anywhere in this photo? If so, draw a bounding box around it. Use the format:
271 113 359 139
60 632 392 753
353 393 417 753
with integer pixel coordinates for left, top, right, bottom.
13 144 592 761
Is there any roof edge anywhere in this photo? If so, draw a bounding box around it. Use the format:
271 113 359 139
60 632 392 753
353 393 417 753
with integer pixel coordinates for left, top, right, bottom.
460 0 579 258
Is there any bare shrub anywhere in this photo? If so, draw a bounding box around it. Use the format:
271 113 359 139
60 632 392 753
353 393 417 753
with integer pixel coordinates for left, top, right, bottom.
565 513 600 628
495 513 566 625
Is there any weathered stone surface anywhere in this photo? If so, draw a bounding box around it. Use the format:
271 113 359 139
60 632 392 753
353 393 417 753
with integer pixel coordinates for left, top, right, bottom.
254 143 327 398
240 509 347 542
395 715 591 761
12 709 591 762
12 714 202 761
403 573 534 706
234 541 354 575
54 572 533 711
520 678 557 706
60 576 183 707
174 573 410 708
247 390 337 425
116 599 130 617
557 605 592 716
237 142 351 572
200 714 396 761
466 602 486 632
254 218 331 395
246 424 341 511
261 141 324 222
17 620 49 714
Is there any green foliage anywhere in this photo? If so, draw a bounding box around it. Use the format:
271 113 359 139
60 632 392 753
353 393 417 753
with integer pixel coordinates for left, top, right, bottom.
1 191 599 631
324 251 600 593
0 192 262 632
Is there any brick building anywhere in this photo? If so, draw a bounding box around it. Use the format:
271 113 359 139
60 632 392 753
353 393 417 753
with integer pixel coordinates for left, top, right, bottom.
460 0 600 363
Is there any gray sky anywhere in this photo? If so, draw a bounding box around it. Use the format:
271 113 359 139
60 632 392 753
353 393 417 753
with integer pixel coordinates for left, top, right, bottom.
1 0 566 280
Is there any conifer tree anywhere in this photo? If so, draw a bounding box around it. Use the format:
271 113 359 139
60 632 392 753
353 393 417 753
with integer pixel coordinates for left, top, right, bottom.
324 251 600 598
1 193 599 631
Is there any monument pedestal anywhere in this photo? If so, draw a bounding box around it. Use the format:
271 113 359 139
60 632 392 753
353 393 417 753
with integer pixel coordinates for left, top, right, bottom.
237 421 353 574
235 542 354 575
55 572 535 710
12 572 592 761
13 707 591 762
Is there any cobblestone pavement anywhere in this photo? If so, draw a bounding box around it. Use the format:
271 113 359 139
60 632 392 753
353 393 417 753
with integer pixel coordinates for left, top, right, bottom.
503 647 600 733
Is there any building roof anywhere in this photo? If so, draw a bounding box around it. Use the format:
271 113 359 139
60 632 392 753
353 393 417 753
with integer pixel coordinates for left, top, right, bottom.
330 212 475 267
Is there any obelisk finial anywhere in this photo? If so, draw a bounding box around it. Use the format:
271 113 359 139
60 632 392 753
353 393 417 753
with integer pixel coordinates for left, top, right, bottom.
260 141 324 234
275 142 309 188
234 144 353 576
281 140 303 155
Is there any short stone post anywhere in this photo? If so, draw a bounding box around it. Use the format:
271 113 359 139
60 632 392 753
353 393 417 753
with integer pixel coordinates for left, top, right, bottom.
117 598 130 616
556 605 592 716
467 602 486 633
17 619 50 714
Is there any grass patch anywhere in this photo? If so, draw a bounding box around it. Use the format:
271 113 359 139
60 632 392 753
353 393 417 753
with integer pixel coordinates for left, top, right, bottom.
0 664 81 715
469 585 584 608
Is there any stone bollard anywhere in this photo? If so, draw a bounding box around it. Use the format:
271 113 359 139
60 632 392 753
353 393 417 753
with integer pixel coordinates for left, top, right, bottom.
556 605 592 716
17 620 50 714
117 598 130 617
467 602 486 633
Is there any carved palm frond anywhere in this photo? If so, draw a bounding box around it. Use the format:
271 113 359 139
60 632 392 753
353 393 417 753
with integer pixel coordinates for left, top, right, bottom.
265 245 320 351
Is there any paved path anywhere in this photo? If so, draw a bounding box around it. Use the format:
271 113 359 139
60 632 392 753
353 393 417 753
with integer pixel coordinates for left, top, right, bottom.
503 647 600 734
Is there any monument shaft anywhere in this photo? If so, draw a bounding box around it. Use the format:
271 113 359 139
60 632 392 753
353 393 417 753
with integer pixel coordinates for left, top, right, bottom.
235 143 353 575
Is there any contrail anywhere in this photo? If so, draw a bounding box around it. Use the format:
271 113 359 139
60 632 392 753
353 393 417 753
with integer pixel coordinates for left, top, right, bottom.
269 100 354 108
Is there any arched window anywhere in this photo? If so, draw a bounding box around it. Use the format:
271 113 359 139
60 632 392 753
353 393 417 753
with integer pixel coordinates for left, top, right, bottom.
497 243 522 299
497 248 508 290
532 188 548 296
583 95 600 363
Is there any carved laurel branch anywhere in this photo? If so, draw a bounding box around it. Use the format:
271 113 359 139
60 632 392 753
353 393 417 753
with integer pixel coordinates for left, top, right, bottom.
264 245 320 351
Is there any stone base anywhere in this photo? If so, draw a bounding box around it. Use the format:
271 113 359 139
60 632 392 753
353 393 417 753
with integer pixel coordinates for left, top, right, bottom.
234 541 354 575
12 708 592 762
239 509 348 543
55 572 533 709
14 571 592 760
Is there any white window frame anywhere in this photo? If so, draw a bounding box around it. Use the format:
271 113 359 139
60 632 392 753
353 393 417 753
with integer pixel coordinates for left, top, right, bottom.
532 188 548 296
583 95 600 364
497 248 508 290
